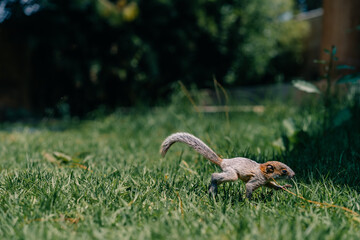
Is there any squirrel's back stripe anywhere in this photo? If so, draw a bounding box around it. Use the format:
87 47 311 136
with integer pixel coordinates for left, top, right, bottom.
160 132 223 166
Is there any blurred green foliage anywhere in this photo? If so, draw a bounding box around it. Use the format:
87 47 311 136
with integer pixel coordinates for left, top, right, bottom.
2 0 308 115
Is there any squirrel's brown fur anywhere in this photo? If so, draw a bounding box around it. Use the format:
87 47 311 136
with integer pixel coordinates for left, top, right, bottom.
160 132 295 199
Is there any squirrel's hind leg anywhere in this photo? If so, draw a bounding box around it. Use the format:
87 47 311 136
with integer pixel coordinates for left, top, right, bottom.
208 170 238 196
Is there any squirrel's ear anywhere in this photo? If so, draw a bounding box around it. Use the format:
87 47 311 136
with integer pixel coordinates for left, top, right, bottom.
266 165 274 173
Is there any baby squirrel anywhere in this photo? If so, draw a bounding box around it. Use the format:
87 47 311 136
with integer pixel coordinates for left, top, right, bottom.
160 132 295 199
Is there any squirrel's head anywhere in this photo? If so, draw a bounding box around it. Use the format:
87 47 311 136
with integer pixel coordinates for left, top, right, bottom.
260 161 295 180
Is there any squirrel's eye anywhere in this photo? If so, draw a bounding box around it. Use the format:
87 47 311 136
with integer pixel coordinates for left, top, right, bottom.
282 169 287 174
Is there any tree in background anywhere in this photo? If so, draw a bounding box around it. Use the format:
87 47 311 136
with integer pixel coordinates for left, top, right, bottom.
0 0 308 115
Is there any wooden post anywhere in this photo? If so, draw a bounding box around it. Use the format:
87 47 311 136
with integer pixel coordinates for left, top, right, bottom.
321 0 360 69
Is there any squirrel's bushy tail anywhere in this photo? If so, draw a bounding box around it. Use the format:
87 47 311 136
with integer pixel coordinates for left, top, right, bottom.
160 132 222 166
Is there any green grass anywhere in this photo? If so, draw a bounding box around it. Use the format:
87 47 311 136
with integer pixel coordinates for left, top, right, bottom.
0 98 359 239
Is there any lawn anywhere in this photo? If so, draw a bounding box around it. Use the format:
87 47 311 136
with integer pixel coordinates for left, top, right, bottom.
0 96 359 239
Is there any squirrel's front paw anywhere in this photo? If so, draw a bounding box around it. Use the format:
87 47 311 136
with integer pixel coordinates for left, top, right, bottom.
282 184 292 188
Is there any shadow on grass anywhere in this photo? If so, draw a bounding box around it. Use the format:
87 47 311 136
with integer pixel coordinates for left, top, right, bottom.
281 105 360 190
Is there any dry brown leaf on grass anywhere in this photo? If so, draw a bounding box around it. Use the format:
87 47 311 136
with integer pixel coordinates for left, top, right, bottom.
42 151 92 172
26 215 81 224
